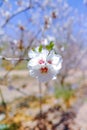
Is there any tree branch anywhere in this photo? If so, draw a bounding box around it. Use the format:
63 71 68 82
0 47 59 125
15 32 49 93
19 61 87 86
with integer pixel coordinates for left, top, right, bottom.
2 6 31 28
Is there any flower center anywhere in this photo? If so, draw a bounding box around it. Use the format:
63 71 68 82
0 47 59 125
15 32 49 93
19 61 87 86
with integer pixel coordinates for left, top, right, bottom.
40 67 48 73
39 59 45 64
48 60 52 64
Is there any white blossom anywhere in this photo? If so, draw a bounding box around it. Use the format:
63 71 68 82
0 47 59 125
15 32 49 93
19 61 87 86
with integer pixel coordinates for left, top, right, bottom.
41 36 55 46
28 48 62 82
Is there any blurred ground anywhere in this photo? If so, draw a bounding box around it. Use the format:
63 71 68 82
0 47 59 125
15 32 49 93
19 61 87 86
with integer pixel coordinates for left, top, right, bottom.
0 70 87 129
0 69 86 103
0 70 46 103
75 103 87 129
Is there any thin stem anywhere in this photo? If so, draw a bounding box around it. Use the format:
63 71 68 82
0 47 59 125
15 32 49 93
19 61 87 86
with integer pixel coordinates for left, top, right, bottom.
39 81 42 116
2 6 31 28
0 88 8 117
1 57 29 61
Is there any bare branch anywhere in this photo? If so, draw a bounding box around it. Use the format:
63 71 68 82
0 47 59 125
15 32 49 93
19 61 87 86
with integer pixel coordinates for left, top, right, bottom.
2 57 29 61
2 6 32 28
1 29 41 79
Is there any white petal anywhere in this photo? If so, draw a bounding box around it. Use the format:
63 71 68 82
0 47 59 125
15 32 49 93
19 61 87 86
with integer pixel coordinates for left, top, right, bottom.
29 64 58 82
28 50 38 58
52 55 61 65
42 39 48 45
52 64 62 74
28 47 62 82
38 73 53 82
41 49 49 57
52 76 57 80
47 63 61 75
29 69 38 78
47 51 62 66
38 67 56 82
28 58 38 67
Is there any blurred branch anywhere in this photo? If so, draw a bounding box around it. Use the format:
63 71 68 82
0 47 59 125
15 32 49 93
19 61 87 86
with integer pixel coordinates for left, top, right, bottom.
7 86 28 96
2 6 32 28
1 29 41 80
0 88 7 109
75 48 87 69
0 56 29 78
0 87 8 117
2 57 29 61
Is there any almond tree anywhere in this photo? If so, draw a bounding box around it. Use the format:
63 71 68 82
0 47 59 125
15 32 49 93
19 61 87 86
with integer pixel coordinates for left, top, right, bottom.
0 0 86 87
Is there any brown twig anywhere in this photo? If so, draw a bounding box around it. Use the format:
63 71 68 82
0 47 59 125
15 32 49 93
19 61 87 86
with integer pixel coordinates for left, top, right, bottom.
39 82 42 116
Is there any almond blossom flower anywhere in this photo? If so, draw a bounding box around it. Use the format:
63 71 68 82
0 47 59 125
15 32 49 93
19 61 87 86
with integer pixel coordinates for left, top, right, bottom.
28 48 62 82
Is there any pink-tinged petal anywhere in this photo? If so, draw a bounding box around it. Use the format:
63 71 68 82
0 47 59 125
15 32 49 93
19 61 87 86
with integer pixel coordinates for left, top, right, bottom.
38 59 45 64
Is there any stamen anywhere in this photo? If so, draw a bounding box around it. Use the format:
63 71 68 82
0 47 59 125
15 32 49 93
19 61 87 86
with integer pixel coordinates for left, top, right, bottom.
40 67 48 73
48 60 52 64
39 59 45 64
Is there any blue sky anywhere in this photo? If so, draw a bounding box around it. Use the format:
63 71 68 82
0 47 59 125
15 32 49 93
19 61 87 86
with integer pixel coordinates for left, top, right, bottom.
67 0 87 13
1 0 87 43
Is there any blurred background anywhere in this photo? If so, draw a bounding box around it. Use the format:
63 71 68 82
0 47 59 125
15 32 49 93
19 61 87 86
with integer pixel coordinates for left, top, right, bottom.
0 0 87 129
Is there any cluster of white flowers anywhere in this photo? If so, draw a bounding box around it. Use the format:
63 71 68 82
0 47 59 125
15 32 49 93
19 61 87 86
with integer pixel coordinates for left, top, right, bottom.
28 46 62 82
